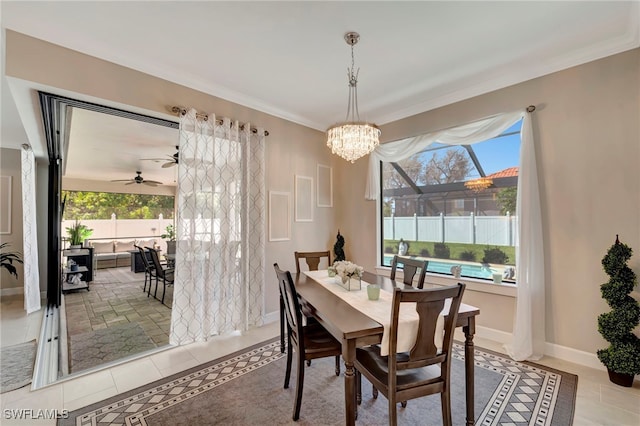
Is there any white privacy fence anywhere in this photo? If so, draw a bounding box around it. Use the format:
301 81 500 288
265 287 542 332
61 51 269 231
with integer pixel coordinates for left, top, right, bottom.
384 213 518 246
62 214 174 240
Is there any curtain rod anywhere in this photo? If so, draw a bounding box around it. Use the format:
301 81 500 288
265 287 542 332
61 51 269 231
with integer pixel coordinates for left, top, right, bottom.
171 106 269 136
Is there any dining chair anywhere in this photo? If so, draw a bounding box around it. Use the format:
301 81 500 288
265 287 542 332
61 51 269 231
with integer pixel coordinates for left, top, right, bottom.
135 245 156 294
390 255 429 288
294 250 331 273
354 283 465 426
278 251 331 354
146 246 174 305
273 263 342 421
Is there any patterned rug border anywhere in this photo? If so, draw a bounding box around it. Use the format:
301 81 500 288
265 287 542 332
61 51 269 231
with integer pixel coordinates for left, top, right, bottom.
61 336 281 422
61 338 578 425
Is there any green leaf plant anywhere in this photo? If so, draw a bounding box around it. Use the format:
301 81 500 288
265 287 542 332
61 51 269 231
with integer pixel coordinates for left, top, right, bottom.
596 235 640 376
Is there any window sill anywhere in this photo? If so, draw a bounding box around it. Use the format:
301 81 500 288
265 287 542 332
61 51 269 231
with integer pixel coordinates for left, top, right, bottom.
374 266 517 298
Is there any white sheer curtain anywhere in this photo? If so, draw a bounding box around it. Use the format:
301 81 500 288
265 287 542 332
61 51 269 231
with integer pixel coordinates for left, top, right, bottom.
169 109 265 345
366 109 545 361
21 145 41 313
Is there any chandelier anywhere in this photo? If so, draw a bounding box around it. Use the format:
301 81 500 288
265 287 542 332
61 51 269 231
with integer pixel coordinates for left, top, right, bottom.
327 32 380 163
464 177 494 192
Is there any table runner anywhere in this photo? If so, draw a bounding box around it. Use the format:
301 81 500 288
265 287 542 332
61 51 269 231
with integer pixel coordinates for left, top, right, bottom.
304 270 444 356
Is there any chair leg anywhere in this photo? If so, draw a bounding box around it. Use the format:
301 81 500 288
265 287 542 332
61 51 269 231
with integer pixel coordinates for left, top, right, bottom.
372 386 378 399
279 296 285 353
153 275 159 298
335 355 340 376
389 394 398 426
441 389 452 426
284 333 292 389
293 352 305 421
401 401 407 408
161 278 167 304
356 370 362 405
143 272 148 292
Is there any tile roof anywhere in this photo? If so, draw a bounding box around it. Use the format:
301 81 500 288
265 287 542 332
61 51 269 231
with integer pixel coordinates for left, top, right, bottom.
487 167 518 179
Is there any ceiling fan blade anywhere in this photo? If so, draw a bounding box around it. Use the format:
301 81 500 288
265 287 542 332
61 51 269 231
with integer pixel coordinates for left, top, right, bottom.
111 179 133 182
124 181 135 185
140 158 166 163
143 181 160 186
161 162 176 168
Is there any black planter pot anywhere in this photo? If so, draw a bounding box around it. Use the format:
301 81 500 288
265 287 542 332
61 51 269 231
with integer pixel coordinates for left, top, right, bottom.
607 368 635 387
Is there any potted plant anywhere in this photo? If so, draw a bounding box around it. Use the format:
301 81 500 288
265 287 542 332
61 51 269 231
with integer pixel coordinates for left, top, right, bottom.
65 220 93 249
161 224 176 254
597 235 640 387
0 242 23 279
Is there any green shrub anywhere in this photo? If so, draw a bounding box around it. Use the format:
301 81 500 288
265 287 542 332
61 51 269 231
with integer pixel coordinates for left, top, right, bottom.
384 246 394 254
459 250 476 261
433 243 450 259
420 248 430 257
482 246 509 264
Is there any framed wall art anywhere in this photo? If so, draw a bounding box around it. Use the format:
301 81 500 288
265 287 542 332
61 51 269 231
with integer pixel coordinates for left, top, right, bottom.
317 164 333 207
0 176 11 234
268 191 290 241
295 175 313 222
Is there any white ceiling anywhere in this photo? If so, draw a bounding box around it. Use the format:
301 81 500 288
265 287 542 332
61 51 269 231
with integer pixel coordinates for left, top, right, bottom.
1 1 639 186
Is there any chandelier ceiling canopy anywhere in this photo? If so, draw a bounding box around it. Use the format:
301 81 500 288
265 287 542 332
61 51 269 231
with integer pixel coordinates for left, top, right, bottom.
326 32 380 163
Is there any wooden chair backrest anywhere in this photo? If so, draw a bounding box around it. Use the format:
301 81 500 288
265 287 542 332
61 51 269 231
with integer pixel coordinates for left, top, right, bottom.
294 251 331 274
388 283 465 377
390 255 429 288
274 263 304 348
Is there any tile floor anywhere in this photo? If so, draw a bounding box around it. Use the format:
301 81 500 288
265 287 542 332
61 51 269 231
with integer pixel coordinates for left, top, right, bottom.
63 267 173 374
1 295 639 425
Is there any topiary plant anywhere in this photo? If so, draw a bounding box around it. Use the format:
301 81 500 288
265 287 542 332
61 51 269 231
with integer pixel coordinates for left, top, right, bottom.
596 235 640 386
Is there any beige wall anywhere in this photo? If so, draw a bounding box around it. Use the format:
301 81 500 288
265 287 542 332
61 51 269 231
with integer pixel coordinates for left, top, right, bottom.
0 148 24 291
337 48 640 354
5 30 640 357
5 31 337 315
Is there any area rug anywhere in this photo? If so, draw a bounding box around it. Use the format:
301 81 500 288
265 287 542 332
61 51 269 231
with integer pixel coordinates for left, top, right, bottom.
69 322 157 373
60 338 577 425
1 339 37 393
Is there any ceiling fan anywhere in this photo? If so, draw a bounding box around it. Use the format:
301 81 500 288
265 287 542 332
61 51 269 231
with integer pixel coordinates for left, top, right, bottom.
111 171 162 186
141 145 179 168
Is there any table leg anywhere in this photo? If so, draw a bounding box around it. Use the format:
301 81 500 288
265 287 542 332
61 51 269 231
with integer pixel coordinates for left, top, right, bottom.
343 340 356 426
463 317 476 426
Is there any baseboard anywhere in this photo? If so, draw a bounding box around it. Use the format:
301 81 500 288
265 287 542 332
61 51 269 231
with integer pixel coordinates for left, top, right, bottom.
0 286 24 297
263 310 279 325
475 325 608 373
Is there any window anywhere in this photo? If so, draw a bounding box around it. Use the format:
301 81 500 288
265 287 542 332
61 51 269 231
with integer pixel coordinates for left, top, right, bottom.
380 120 521 283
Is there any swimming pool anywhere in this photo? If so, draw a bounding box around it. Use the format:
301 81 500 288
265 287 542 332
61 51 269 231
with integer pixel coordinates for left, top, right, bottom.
383 254 500 281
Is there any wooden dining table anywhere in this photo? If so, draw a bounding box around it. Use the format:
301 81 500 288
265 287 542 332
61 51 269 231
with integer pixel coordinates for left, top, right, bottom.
294 270 480 426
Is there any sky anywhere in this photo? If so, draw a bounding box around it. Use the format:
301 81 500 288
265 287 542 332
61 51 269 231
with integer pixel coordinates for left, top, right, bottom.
470 120 522 176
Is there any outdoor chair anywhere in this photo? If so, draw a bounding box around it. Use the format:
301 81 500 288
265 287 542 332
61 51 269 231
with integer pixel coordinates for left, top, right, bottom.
273 263 342 421
146 246 174 305
355 283 465 426
135 245 156 294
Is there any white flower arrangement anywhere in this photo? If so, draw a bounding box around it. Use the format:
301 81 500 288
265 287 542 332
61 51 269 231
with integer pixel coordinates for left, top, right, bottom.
328 260 364 283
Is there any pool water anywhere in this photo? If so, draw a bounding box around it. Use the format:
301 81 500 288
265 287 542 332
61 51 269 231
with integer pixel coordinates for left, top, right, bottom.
384 255 497 280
